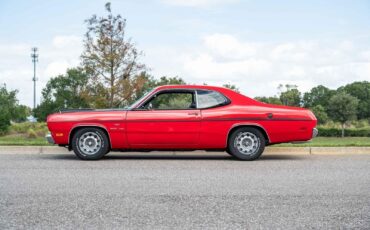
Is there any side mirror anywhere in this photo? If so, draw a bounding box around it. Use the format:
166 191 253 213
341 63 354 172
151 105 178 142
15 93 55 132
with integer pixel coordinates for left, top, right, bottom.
147 102 153 110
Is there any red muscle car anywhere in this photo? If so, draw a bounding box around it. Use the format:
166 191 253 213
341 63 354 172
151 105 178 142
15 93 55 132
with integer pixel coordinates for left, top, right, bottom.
46 85 318 160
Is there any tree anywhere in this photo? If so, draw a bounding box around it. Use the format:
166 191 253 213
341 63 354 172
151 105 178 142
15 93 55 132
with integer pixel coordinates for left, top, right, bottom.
222 83 240 93
81 2 146 108
13 105 31 122
278 84 301 106
0 84 27 134
34 68 89 121
338 81 370 120
302 85 334 109
310 105 329 125
254 96 282 105
328 92 359 137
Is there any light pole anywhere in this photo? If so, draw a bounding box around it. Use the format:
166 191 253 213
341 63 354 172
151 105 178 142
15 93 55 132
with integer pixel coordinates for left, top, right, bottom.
31 47 38 110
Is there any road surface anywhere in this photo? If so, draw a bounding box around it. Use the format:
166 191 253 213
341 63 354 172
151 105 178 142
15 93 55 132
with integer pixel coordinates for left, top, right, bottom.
0 151 369 229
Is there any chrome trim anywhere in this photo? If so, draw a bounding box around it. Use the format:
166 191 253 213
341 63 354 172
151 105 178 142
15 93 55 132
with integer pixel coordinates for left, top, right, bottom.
312 128 318 138
45 133 55 144
134 88 231 110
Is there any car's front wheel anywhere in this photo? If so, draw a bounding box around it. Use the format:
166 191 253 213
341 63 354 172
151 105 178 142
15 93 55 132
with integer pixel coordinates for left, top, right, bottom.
228 127 265 161
71 127 110 160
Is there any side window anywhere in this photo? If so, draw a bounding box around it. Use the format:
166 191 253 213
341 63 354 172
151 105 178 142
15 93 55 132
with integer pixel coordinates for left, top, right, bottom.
143 92 196 110
197 90 229 109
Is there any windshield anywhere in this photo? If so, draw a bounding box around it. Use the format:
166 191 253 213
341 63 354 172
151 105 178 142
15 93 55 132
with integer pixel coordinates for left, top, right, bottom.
126 88 155 109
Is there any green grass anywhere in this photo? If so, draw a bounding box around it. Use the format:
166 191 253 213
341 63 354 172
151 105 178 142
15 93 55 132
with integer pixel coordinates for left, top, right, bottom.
0 134 51 146
276 137 370 147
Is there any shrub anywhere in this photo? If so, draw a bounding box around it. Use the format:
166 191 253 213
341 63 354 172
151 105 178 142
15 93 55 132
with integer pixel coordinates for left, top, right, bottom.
8 122 48 138
27 129 38 139
318 127 370 137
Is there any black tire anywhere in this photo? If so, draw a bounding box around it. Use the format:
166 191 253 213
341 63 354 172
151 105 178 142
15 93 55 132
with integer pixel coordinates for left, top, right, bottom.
71 127 110 160
228 127 265 161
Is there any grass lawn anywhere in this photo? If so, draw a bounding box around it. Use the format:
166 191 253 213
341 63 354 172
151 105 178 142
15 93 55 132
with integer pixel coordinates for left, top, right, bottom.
0 135 369 147
0 134 51 146
277 137 370 147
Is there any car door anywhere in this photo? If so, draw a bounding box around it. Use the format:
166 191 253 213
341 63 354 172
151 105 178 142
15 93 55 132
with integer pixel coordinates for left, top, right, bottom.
126 89 201 148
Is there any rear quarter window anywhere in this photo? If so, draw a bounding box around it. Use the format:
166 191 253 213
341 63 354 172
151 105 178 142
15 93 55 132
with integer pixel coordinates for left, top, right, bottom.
196 90 230 109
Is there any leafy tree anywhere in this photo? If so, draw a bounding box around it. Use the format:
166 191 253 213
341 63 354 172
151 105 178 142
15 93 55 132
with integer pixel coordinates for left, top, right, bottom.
278 84 301 106
222 83 240 93
34 68 89 121
302 85 334 109
13 105 31 122
0 84 27 134
154 76 186 86
81 2 146 108
328 92 359 137
254 96 282 105
310 105 329 125
338 81 370 120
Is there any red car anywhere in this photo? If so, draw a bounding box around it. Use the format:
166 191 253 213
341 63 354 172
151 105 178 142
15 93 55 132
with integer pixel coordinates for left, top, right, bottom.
46 85 318 160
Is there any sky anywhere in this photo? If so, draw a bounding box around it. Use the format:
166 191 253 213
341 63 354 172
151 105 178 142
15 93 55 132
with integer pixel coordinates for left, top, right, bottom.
1 0 370 107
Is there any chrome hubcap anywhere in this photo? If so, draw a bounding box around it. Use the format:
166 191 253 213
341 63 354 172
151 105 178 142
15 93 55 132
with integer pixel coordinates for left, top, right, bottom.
234 132 260 155
78 132 102 155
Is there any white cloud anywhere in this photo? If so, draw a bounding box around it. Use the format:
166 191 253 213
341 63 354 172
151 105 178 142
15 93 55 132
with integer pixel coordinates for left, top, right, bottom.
52 35 82 49
161 0 239 7
2 32 370 107
148 33 370 97
0 35 82 107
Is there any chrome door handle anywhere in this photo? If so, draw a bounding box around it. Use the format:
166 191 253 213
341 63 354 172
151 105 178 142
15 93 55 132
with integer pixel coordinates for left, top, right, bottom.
188 112 199 116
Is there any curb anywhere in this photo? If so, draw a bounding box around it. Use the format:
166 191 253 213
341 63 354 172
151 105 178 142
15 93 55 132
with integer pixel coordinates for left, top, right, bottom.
0 146 369 155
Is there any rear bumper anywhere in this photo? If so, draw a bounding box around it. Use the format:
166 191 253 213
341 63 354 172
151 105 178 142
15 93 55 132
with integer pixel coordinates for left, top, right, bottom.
312 128 318 138
45 133 55 144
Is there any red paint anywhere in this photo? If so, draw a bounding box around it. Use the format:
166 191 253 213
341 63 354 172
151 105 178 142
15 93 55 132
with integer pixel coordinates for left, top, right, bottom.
47 85 317 150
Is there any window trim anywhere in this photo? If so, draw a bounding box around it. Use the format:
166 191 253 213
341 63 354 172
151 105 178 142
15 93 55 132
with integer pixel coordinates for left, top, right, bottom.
195 89 231 110
133 89 197 111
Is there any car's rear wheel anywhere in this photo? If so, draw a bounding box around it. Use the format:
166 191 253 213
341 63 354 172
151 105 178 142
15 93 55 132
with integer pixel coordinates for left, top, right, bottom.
228 127 265 161
71 127 109 160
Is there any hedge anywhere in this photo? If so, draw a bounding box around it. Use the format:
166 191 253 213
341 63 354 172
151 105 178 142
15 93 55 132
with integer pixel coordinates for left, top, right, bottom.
317 127 370 137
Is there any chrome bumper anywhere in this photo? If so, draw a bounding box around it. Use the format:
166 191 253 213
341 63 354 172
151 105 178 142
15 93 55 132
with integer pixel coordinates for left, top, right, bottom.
312 128 318 138
45 133 55 144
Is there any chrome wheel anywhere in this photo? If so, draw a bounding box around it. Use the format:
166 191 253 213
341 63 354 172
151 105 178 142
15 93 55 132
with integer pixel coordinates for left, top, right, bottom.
78 132 102 155
234 131 260 155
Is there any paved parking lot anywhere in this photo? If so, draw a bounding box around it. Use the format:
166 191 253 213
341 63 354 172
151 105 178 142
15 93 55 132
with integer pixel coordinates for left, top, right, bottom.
0 151 369 229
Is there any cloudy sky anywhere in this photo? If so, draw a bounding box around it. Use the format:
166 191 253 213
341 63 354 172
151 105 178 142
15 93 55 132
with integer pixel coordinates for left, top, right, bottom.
1 0 370 107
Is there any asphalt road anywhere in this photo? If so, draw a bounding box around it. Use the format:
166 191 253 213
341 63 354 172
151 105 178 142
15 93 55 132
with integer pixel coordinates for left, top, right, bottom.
0 152 369 229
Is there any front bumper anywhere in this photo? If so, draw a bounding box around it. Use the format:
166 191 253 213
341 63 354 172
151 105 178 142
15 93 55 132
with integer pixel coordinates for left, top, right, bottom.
312 128 318 138
45 133 55 144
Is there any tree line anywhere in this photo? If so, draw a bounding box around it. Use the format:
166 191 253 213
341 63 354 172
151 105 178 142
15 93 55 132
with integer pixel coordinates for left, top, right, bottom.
0 2 369 137
255 82 369 137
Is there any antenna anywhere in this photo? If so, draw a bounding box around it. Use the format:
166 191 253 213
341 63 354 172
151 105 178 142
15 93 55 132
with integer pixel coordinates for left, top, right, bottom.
31 47 38 110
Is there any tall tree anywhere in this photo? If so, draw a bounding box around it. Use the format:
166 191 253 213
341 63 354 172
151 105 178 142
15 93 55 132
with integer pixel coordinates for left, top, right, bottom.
34 68 89 121
0 84 27 134
338 81 370 120
278 84 301 106
328 92 359 137
81 2 146 108
302 85 334 109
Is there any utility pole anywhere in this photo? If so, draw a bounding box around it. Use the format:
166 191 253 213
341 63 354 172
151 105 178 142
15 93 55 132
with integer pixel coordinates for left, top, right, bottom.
31 47 38 110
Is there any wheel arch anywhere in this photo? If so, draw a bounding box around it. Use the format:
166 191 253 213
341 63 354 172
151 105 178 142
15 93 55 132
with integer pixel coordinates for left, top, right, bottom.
227 123 270 146
68 125 111 151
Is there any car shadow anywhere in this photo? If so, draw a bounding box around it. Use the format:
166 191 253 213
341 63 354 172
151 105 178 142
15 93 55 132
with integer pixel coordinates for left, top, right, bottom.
41 153 304 161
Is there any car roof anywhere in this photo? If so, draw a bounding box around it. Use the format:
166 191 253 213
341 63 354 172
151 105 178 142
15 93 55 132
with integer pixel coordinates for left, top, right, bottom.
154 84 230 92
